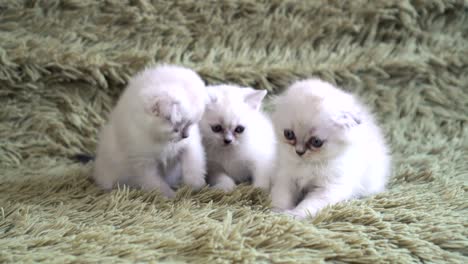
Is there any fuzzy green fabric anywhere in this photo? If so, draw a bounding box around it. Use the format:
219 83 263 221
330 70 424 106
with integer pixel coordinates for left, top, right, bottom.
1 0 467 263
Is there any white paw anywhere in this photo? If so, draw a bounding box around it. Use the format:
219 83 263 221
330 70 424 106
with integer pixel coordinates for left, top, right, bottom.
253 178 270 191
141 184 176 199
271 207 284 214
93 176 114 191
162 188 176 199
95 181 114 191
183 174 206 190
212 181 236 192
282 208 315 219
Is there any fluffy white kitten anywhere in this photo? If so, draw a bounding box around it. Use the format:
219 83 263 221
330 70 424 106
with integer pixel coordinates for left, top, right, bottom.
93 65 208 198
270 79 391 218
200 84 276 192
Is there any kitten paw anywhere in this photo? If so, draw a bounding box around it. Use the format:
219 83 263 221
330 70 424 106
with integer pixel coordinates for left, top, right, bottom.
93 178 114 191
184 175 206 191
140 181 176 198
253 180 270 192
270 207 284 214
161 188 176 199
283 208 314 219
212 181 236 192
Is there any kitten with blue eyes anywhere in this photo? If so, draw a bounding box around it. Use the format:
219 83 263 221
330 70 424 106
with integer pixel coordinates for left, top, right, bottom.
93 65 208 198
200 85 277 192
270 79 391 219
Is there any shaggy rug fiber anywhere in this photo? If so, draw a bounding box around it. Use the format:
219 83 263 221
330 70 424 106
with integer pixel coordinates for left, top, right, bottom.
1 0 467 263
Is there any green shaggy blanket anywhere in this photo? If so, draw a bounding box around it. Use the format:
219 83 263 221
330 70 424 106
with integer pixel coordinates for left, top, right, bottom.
1 0 467 263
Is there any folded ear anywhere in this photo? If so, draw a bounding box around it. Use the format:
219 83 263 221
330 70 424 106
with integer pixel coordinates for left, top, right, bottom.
244 89 267 111
332 110 362 129
142 93 177 119
142 96 160 116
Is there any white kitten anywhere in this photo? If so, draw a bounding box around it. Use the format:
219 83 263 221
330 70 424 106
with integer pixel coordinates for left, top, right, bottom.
200 84 277 192
93 65 208 198
270 79 391 218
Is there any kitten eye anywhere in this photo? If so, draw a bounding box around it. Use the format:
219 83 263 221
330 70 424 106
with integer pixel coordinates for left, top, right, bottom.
308 136 324 148
211 124 223 133
234 125 245 134
283 129 295 140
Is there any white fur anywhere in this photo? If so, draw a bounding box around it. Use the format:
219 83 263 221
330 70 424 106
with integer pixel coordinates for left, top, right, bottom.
93 65 208 198
270 79 391 218
200 85 277 192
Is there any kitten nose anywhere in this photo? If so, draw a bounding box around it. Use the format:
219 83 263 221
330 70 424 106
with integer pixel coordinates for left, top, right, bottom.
224 139 232 145
181 129 189 138
296 149 306 156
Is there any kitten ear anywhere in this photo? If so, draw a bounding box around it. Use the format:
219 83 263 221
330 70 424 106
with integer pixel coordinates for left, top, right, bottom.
205 88 219 110
142 94 176 118
208 92 218 105
244 89 267 111
142 96 162 116
332 110 362 129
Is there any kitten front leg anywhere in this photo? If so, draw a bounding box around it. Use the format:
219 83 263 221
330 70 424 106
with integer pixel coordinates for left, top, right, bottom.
180 133 207 190
133 165 176 198
251 162 273 191
209 172 236 192
287 184 354 219
93 129 122 191
270 175 296 211
93 159 118 191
